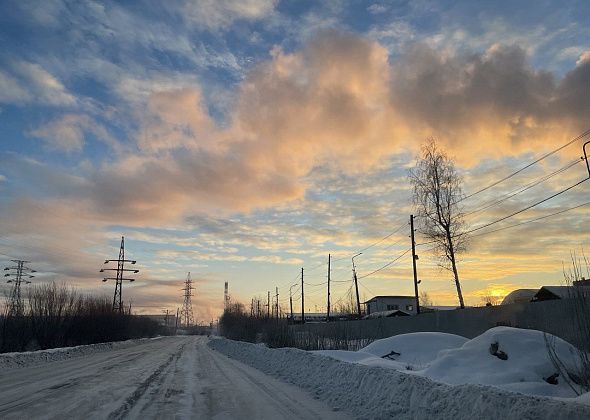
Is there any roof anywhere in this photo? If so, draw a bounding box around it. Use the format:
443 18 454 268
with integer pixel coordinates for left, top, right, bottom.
363 295 415 303
501 289 538 305
533 286 590 301
363 309 411 319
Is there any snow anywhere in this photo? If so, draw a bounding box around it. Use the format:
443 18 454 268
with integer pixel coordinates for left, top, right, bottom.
1 336 343 419
0 337 157 370
314 327 584 398
209 328 590 419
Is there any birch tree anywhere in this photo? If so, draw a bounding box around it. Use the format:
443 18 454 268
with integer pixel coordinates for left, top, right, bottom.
410 138 467 308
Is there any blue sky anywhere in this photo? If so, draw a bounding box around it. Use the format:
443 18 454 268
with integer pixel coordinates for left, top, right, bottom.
1 0 589 321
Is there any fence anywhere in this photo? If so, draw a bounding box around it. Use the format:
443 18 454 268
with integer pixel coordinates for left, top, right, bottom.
290 298 587 349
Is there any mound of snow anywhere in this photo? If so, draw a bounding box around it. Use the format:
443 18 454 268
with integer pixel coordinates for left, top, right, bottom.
314 332 468 371
361 331 468 365
422 327 581 397
314 327 586 399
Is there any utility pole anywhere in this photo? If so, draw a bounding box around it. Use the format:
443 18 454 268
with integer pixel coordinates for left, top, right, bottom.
3 259 35 317
101 236 138 313
301 267 305 324
174 308 179 335
410 215 421 314
180 272 195 327
275 287 279 319
326 254 331 322
352 253 362 318
163 309 170 327
267 291 270 318
289 285 294 322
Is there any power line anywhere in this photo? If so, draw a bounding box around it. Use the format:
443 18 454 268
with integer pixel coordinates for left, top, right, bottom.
465 158 583 216
469 200 590 238
358 249 412 279
461 129 590 201
465 177 588 235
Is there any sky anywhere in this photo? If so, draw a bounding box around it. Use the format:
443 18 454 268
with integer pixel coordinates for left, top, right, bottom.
1 0 590 322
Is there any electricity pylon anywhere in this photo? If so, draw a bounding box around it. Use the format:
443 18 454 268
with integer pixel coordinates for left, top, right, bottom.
180 272 195 327
100 236 138 313
3 259 35 316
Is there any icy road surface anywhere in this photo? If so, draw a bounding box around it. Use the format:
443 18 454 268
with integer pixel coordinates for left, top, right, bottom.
0 336 345 419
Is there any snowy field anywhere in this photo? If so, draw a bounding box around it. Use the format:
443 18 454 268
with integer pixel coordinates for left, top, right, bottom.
209 327 590 419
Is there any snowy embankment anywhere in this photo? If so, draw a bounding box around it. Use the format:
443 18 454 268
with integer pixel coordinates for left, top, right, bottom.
209 327 590 420
314 327 585 399
0 337 161 369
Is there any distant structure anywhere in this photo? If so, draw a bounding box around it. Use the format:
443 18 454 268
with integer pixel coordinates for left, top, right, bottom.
3 259 35 316
100 236 138 313
224 281 230 310
180 272 195 327
500 289 538 305
364 295 417 316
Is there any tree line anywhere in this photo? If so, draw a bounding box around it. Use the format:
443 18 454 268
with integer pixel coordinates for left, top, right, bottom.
1 282 164 353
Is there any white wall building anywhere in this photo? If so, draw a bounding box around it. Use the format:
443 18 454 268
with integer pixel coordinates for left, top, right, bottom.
364 295 417 315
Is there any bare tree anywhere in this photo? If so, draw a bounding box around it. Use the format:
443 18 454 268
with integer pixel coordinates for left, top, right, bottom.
410 138 467 308
419 291 433 307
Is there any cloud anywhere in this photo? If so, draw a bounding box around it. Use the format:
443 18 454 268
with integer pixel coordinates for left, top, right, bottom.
179 0 278 30
0 61 76 106
29 114 118 153
8 31 590 227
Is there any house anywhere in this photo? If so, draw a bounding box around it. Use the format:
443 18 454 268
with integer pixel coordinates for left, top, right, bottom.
532 285 590 301
364 295 417 315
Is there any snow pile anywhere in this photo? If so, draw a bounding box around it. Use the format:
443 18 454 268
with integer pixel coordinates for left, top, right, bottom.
315 332 467 371
0 337 157 369
209 334 590 420
315 327 583 398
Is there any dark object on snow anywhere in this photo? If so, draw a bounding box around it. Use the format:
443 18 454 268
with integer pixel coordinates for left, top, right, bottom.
382 350 401 360
489 341 509 360
545 373 559 385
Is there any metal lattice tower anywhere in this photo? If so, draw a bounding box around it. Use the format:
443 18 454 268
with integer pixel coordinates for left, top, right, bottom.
100 236 138 313
180 272 195 327
3 259 35 316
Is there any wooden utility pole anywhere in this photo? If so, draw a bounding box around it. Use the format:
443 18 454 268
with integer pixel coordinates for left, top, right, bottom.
301 267 305 324
352 253 362 318
326 254 331 322
410 214 421 314
267 291 270 318
174 308 179 335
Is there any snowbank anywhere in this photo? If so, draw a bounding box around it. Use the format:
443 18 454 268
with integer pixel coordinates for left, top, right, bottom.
315 327 584 398
0 337 157 369
209 334 590 420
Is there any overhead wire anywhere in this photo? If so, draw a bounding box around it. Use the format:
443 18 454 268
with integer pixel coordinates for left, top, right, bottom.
465 158 583 216
358 249 412 279
461 129 590 201
465 177 588 235
469 200 590 238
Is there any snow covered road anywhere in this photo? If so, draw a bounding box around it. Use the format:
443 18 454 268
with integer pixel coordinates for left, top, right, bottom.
0 336 345 419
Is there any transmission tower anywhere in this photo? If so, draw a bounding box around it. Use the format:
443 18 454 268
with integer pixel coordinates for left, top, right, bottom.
3 259 35 316
100 236 138 313
180 272 195 327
